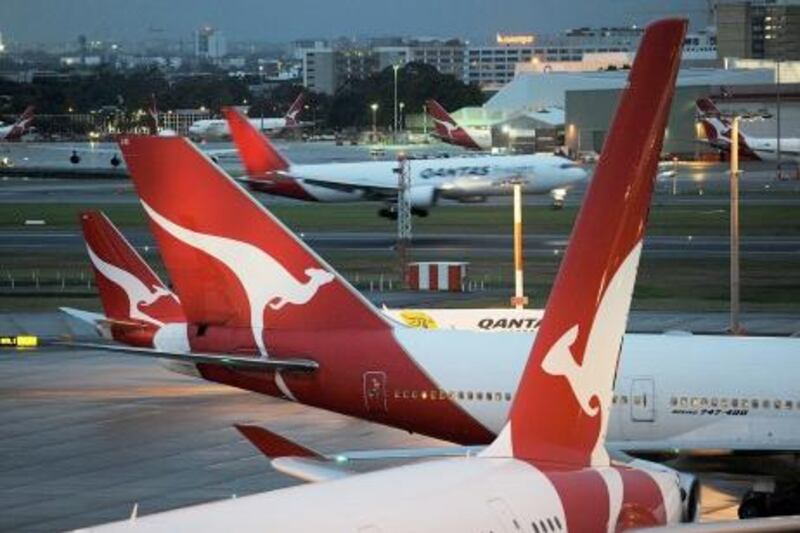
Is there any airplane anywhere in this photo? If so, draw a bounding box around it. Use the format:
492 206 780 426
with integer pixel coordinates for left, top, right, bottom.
69 17 799 518
696 97 800 163
224 104 587 216
425 98 492 151
84 19 696 531
187 92 305 140
0 105 35 141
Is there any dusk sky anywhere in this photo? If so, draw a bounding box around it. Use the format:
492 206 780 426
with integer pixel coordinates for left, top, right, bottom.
1 0 710 45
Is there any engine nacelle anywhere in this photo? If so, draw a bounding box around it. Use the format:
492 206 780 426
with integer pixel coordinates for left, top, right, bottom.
678 472 701 522
407 185 437 209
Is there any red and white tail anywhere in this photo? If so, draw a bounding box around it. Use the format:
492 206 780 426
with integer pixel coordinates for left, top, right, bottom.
80 211 183 327
118 135 388 357
425 99 482 150
484 19 686 467
284 92 305 126
224 106 290 176
425 99 459 139
4 105 34 141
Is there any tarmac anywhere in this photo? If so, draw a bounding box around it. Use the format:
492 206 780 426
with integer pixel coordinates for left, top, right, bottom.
0 345 751 531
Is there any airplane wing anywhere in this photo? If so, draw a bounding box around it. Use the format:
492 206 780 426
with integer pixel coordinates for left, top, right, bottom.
59 341 319 372
236 174 399 200
235 423 482 483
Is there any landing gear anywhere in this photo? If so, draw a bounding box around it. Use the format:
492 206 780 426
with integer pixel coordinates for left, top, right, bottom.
69 150 81 165
739 483 800 518
110 154 121 168
378 206 429 219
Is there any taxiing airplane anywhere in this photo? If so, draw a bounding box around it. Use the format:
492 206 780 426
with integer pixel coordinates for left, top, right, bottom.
697 97 800 163
224 104 586 215
188 92 305 140
86 19 697 531
0 105 35 141
425 98 492 151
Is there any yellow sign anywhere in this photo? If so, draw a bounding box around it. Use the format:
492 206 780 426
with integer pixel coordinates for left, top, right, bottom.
0 335 38 348
398 310 439 330
496 34 535 46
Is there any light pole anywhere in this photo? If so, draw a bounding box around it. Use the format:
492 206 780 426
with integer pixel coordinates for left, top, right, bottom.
392 64 399 138
370 103 379 141
422 103 427 137
399 102 405 133
730 116 742 335
776 57 782 179
510 180 528 310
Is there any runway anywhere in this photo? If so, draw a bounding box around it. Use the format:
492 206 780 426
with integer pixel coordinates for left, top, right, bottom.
1 228 799 259
0 347 749 531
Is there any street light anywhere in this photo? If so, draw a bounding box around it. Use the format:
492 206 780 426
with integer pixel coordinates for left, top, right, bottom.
730 116 742 335
399 102 405 132
370 103 379 140
392 64 400 137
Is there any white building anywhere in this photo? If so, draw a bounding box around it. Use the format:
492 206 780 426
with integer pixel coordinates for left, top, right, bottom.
195 27 226 60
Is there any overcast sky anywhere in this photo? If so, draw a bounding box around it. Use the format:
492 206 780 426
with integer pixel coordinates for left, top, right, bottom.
1 0 711 45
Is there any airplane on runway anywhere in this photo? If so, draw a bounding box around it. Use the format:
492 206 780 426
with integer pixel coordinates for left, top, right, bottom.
74 17 799 518
224 103 586 215
697 97 800 163
85 20 698 531
425 98 492 151
0 105 35 141
188 92 306 140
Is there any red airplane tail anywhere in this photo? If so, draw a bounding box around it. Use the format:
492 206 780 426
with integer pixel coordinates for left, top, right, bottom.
425 99 458 139
80 211 184 329
484 19 686 467
118 135 390 357
224 106 290 176
284 92 305 127
4 105 34 141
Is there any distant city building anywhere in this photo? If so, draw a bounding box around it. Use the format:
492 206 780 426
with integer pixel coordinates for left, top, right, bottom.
0 32 6 54
194 27 226 60
716 0 800 60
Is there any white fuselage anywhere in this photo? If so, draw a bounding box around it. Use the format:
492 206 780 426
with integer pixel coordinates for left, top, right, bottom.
189 117 289 139
287 153 587 204
743 134 800 163
87 453 682 532
390 328 800 452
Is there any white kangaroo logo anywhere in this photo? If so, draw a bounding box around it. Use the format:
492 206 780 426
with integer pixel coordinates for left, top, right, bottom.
540 242 643 464
433 117 459 138
142 201 334 357
87 245 174 327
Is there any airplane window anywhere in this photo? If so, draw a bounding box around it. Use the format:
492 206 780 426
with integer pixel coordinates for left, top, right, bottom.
700 397 709 406
711 397 718 407
505 393 512 401
680 397 688 407
495 393 502 401
458 391 465 400
486 392 493 401
411 391 418 400
403 390 410 399
439 390 448 400
785 401 793 410
467 392 474 400
774 400 782 410
394 390 400 399
476 392 484 401
741 399 749 408
448 391 456 399
752 399 759 408
721 398 729 408
731 399 739 408
670 396 677 406
633 395 642 406
691 397 699 408
763 400 770 409
621 396 628 404
421 391 428 400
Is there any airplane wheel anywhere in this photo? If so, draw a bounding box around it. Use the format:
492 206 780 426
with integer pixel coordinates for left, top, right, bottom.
378 208 397 220
738 491 767 519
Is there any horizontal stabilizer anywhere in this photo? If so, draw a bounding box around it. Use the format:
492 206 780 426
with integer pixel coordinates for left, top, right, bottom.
58 341 319 372
235 424 323 459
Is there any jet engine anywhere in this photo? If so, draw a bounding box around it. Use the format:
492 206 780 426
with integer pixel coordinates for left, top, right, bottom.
678 472 701 522
407 185 437 209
